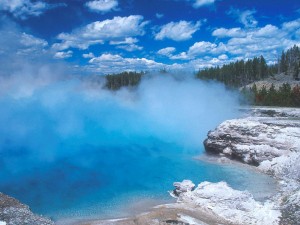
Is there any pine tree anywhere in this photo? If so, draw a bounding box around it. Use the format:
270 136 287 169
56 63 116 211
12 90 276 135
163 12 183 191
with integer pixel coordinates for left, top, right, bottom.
291 85 300 106
265 84 278 106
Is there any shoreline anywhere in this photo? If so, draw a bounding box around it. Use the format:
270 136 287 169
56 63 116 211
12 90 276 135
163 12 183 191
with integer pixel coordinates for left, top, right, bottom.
70 152 280 225
74 106 300 225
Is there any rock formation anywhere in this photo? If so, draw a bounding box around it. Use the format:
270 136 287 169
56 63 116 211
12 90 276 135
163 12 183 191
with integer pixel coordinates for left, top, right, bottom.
0 193 53 225
204 107 300 225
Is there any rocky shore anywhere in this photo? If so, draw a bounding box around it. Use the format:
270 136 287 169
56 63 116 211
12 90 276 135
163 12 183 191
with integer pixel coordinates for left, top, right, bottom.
203 106 300 225
0 192 54 225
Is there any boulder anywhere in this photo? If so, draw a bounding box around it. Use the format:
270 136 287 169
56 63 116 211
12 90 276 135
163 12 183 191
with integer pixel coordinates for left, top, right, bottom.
171 180 195 197
0 193 53 225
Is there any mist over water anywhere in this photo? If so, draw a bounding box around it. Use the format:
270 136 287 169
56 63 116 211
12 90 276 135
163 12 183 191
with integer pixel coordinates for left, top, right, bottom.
0 71 248 218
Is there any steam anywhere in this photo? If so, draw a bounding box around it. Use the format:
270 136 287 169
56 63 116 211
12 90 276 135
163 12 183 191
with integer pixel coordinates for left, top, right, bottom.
0 74 239 159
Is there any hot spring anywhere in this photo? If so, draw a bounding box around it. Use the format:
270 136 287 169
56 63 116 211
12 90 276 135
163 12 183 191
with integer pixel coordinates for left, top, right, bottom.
0 75 276 222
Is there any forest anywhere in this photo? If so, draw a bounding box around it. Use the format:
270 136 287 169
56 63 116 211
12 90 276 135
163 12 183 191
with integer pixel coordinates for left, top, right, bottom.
105 71 144 90
241 84 300 107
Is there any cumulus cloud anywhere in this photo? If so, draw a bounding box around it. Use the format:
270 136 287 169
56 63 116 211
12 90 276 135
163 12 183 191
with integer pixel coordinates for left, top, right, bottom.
109 37 143 51
84 52 231 74
227 8 258 28
212 27 246 38
164 41 225 60
0 0 65 20
178 0 216 8
54 50 73 59
82 52 95 59
52 15 148 50
116 44 143 52
193 0 215 8
87 53 165 74
254 24 280 38
109 37 138 45
169 16 300 64
282 18 300 32
85 0 118 13
157 47 176 57
222 23 299 59
170 52 189 60
20 33 48 47
0 19 49 63
155 20 201 41
218 54 228 60
188 41 218 57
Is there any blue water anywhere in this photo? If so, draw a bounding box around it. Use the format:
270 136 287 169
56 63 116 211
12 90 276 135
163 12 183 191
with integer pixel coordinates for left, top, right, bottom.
0 141 276 221
0 77 276 221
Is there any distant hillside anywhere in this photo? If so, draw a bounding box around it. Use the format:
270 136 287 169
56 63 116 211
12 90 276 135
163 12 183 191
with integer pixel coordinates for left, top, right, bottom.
196 45 300 88
243 73 300 91
240 75 300 107
196 55 273 88
196 45 300 107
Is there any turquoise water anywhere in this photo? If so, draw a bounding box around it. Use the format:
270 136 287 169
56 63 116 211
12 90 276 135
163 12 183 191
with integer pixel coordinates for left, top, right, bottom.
0 77 276 221
0 141 276 221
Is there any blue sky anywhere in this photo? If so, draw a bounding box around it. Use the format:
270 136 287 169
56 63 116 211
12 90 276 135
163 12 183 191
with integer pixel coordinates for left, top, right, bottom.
0 0 300 74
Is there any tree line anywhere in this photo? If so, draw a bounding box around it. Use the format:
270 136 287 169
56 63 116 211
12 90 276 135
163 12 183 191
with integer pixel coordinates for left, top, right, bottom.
105 71 144 90
196 45 300 87
196 56 272 87
279 45 300 80
241 84 300 107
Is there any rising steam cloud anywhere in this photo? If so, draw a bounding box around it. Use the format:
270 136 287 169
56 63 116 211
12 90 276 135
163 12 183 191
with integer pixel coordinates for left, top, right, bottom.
0 73 240 159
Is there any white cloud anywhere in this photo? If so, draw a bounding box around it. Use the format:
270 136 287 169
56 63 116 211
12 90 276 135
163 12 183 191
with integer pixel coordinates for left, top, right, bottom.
52 15 148 50
187 41 218 57
85 0 118 13
0 0 65 20
254 24 280 38
109 37 142 52
85 53 199 74
282 18 300 31
218 54 228 60
155 20 201 41
212 27 246 38
116 44 143 52
164 17 300 63
83 52 95 58
171 52 188 60
227 8 258 28
157 47 176 57
87 53 165 74
157 41 226 61
16 32 48 56
20 33 48 48
109 37 138 45
0 18 50 61
54 50 73 59
209 22 299 59
193 0 215 8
